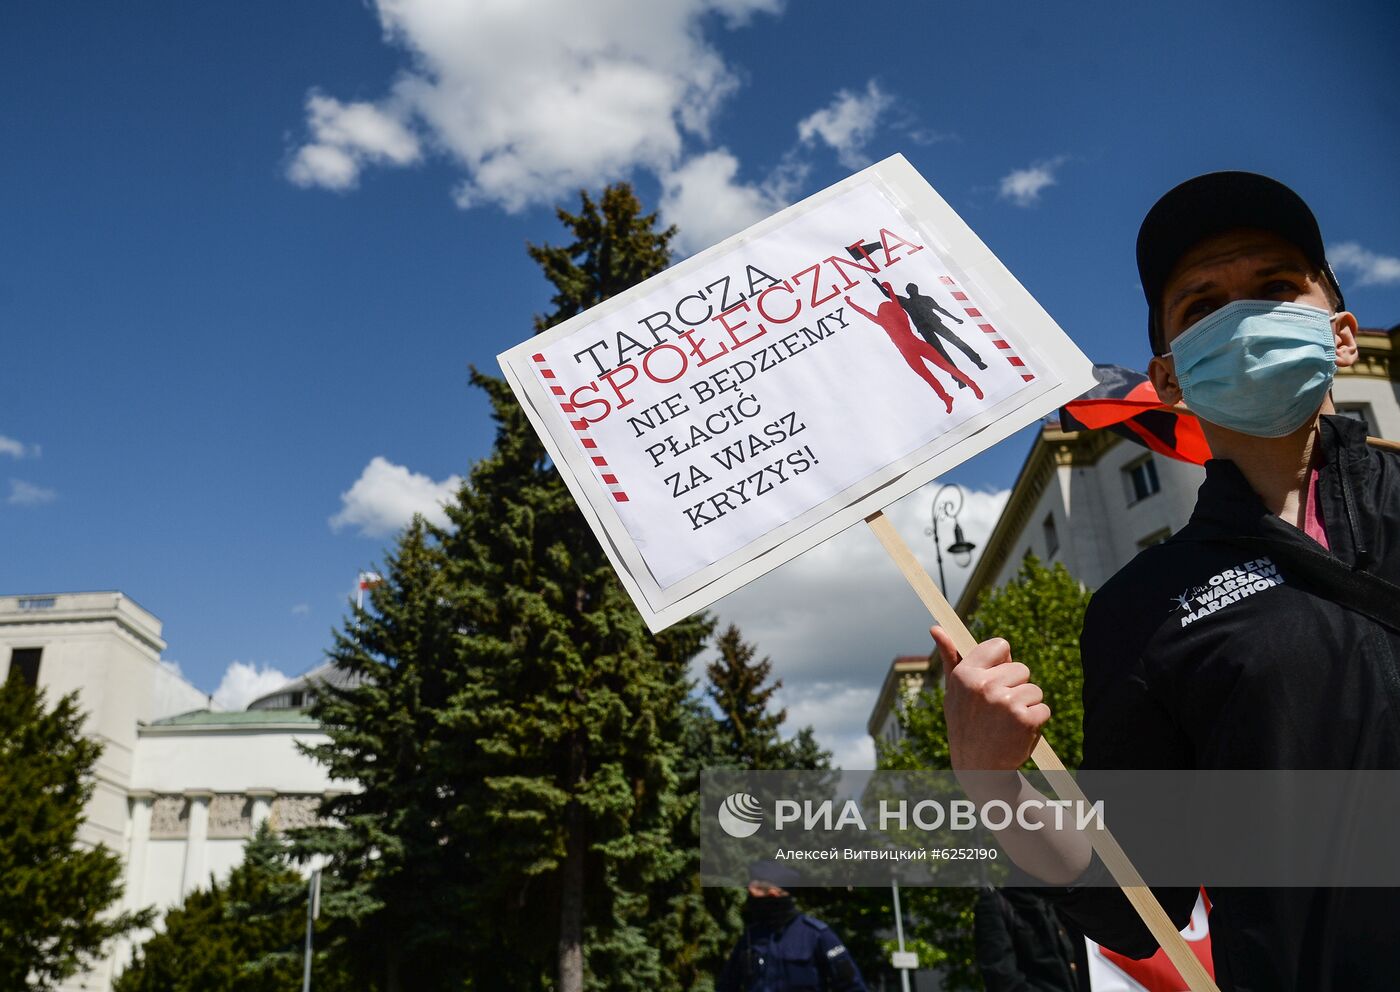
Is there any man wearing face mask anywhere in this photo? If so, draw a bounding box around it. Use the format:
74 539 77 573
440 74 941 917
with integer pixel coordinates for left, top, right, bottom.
926 172 1400 990
716 860 868 992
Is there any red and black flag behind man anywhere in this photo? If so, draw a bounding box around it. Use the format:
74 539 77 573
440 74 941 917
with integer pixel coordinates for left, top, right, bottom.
1059 364 1212 464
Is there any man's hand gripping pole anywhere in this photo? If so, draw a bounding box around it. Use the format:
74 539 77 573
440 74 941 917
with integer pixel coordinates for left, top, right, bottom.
864 510 1217 992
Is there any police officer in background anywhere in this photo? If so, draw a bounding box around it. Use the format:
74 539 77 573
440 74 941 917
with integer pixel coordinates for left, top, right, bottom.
717 860 868 992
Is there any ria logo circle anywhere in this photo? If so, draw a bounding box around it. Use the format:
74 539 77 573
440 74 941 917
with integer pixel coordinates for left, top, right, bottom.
718 793 764 838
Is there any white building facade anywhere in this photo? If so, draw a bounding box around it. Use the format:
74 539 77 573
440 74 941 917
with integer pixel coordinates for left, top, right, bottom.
0 592 344 992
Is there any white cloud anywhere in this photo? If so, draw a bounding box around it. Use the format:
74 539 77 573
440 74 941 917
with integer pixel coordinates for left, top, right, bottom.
0 435 37 458
1330 241 1400 288
212 661 290 711
8 480 56 506
287 0 782 211
796 80 893 170
906 126 958 146
330 456 462 538
291 603 311 616
998 156 1068 208
709 480 1009 769
288 143 358 191
288 94 422 190
778 681 879 770
660 149 801 256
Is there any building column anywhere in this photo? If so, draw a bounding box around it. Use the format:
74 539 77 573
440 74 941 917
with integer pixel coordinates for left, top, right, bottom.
105 790 156 982
124 791 154 911
249 789 276 831
181 790 212 895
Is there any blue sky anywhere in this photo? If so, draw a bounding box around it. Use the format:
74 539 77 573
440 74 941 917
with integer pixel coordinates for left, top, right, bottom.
3 1 1398 757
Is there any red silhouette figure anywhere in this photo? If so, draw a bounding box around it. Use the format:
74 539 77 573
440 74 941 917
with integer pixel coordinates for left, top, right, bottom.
845 282 983 412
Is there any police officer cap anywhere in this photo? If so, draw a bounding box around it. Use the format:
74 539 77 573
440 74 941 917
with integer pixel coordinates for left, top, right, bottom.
747 859 802 888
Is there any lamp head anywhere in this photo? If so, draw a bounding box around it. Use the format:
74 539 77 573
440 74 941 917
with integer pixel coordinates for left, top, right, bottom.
948 522 977 567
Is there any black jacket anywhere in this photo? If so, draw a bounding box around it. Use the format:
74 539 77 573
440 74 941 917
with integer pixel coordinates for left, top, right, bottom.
1052 416 1400 990
975 886 1087 992
716 913 868 992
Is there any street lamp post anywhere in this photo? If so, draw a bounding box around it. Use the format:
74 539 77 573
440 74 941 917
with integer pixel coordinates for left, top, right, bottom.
302 869 321 992
885 486 981 987
925 483 978 599
892 879 912 992
924 483 985 892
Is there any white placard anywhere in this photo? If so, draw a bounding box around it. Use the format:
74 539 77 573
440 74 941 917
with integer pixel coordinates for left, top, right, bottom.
500 155 1095 631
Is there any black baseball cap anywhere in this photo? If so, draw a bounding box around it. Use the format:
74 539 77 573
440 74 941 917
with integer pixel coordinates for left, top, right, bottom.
1137 171 1345 355
747 858 802 888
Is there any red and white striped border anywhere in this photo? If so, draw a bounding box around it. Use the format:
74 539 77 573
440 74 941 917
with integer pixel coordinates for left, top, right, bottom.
532 352 629 503
938 276 1035 383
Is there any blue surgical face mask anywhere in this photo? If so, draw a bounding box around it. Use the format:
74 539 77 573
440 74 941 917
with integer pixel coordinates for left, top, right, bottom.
1165 300 1337 438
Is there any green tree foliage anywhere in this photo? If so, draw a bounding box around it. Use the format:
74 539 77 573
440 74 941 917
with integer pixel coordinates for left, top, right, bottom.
642 693 733 992
705 624 831 773
526 186 675 333
876 556 1093 990
116 823 352 992
707 624 787 769
440 182 716 992
690 625 896 985
298 183 715 992
0 677 151 990
668 624 839 991
293 519 470 991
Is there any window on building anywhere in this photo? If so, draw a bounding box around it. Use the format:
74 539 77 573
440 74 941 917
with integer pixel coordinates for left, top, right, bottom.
1138 528 1172 550
1124 456 1161 504
7 648 41 687
1042 513 1060 559
1335 403 1377 435
290 691 305 708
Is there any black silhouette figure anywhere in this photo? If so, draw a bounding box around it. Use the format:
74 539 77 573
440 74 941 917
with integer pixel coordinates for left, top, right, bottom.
874 279 989 387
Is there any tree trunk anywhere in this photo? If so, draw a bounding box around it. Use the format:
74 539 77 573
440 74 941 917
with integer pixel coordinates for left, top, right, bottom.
386 944 402 992
558 800 585 992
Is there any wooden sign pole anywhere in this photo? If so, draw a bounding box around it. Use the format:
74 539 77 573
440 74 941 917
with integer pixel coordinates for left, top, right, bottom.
865 510 1218 992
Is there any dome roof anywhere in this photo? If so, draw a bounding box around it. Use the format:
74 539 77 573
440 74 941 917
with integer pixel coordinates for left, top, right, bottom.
245 661 363 711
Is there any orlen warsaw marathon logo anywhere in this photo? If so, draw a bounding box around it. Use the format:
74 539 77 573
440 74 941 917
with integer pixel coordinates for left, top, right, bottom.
1173 556 1284 627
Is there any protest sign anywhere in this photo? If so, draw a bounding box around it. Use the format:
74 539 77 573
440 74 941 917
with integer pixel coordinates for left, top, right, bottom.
500 154 1096 631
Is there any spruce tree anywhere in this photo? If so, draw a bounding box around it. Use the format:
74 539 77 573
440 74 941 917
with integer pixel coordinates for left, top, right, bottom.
0 677 151 990
706 625 786 769
440 182 712 991
526 186 675 333
113 883 229 991
115 823 353 992
292 518 469 991
295 184 713 991
686 623 838 990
